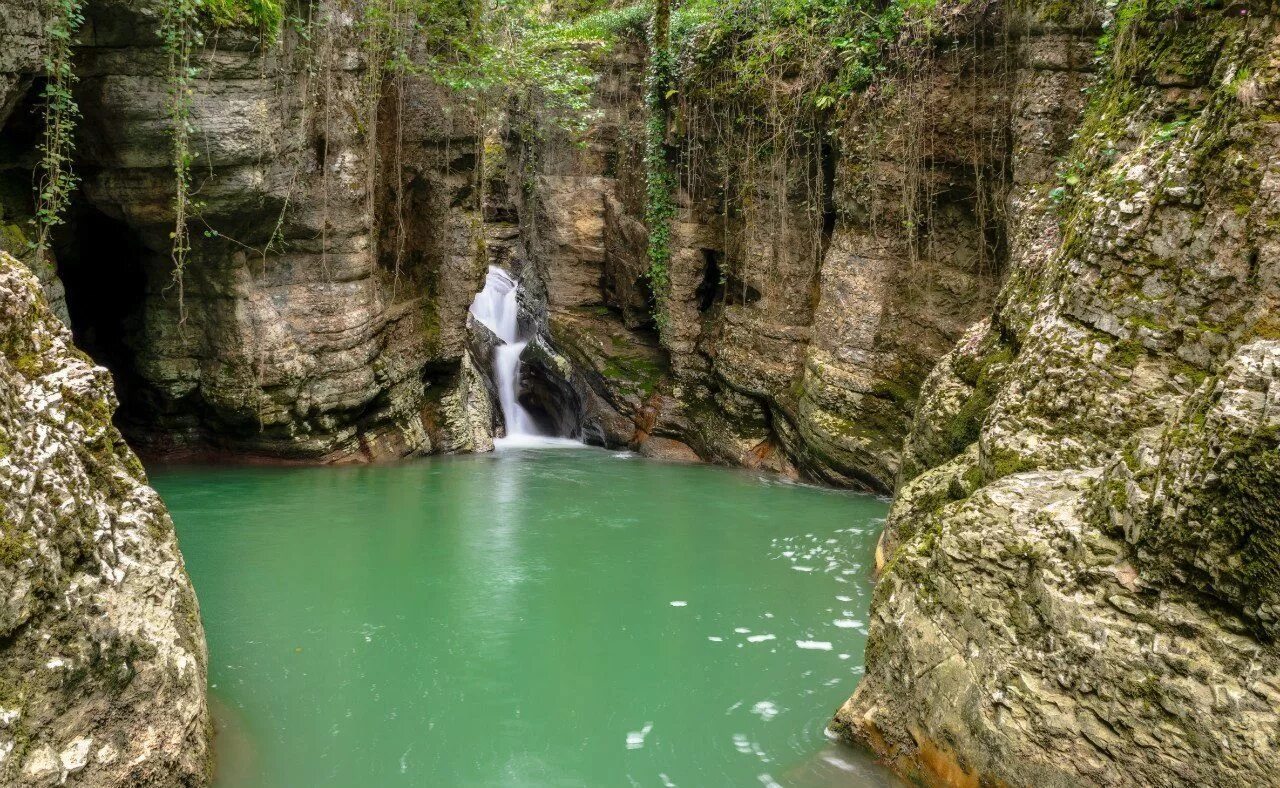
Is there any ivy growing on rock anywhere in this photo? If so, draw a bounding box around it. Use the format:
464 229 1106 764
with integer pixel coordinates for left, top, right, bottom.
33 0 85 264
643 0 676 333
580 0 994 327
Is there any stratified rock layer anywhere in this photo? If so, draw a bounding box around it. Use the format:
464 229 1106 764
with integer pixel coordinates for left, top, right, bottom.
0 0 493 463
836 3 1280 785
0 252 209 786
512 16 1012 490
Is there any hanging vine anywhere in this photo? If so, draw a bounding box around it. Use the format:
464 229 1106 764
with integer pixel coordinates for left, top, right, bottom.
33 0 86 264
643 0 676 333
160 0 202 323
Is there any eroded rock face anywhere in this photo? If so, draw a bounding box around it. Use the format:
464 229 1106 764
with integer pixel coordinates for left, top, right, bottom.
0 1 41 128
837 3 1280 784
780 36 1016 490
0 252 209 786
0 0 492 462
511 16 1015 489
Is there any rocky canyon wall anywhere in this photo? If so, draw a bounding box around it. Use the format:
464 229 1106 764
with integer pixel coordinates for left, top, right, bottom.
511 11 1017 491
0 252 209 786
1 0 1277 785
833 1 1280 785
509 1 1280 784
1 0 495 463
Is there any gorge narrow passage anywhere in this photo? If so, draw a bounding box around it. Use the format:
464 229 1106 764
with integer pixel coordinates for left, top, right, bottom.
5 0 1275 783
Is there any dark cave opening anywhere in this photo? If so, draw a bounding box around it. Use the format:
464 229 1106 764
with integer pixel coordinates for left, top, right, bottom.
0 78 157 433
518 362 583 439
724 272 762 308
0 79 48 253
696 249 724 312
53 201 152 424
690 247 761 310
518 388 566 436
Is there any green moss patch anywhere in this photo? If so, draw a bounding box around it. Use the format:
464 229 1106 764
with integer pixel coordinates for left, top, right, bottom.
202 0 283 32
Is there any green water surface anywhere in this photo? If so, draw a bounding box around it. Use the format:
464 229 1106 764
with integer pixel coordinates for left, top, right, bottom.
152 445 897 787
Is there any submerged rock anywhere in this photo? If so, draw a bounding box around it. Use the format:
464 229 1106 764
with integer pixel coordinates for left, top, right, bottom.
0 252 210 785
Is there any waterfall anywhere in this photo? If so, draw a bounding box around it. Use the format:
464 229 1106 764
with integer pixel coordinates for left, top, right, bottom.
469 266 542 439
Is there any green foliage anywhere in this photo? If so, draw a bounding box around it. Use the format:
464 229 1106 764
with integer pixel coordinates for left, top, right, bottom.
562 2 652 38
33 0 85 263
202 0 284 33
551 0 951 108
1050 157 1088 214
350 0 610 291
1096 0 1222 69
464 6 603 135
664 0 944 107
360 0 608 138
644 7 676 332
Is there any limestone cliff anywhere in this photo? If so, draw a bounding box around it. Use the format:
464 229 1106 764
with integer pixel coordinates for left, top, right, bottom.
509 13 1013 489
0 252 209 786
1 0 494 463
834 2 1280 784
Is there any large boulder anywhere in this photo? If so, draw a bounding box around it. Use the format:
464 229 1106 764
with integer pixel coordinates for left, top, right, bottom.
0 252 210 786
836 3 1280 784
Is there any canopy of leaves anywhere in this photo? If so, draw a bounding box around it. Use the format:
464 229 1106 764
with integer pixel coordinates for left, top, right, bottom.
361 0 624 136
556 0 1042 111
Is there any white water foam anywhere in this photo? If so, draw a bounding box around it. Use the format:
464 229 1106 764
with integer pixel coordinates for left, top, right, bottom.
626 722 654 750
750 701 779 721
470 267 568 443
493 435 583 450
795 640 833 651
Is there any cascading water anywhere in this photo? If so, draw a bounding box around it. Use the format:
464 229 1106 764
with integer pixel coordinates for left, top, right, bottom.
469 266 544 440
